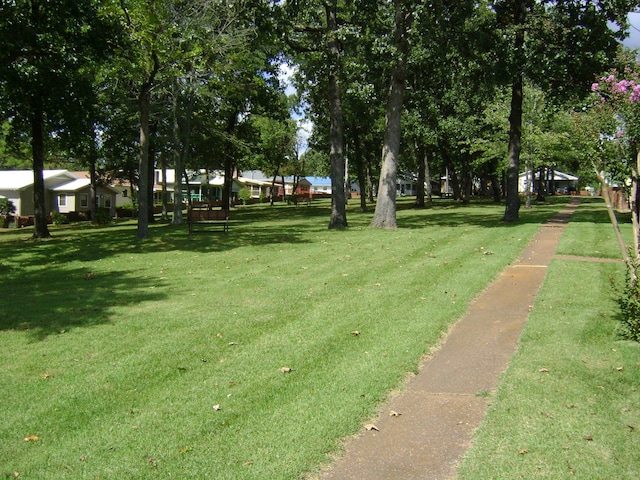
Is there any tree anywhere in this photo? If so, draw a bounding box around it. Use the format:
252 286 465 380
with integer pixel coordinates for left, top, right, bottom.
370 0 413 229
493 0 635 222
281 0 351 229
0 0 122 238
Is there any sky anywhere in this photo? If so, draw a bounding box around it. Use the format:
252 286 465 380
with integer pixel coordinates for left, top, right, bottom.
621 12 640 48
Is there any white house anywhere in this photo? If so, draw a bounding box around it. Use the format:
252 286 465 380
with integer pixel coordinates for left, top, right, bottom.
0 169 118 217
53 176 119 218
0 170 76 216
518 169 579 194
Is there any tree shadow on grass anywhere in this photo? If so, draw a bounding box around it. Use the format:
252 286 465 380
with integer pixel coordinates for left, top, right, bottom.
1 262 167 340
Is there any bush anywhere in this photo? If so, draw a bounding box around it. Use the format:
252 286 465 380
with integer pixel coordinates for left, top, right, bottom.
0 198 16 216
238 187 251 205
617 259 640 342
94 207 112 225
0 198 16 228
51 211 68 225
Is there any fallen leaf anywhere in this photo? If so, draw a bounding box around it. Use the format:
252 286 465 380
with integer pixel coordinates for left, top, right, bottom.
583 435 593 441
279 367 292 373
41 373 51 379
538 368 550 373
389 410 401 417
228 342 238 346
566 404 578 409
616 366 624 371
365 424 379 431
23 435 39 442
212 405 221 411
518 449 528 455
351 330 360 336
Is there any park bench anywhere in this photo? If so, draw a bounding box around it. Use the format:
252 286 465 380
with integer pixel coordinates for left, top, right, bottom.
188 207 229 235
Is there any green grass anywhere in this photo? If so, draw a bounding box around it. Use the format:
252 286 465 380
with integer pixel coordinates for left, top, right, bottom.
0 197 622 479
457 199 640 479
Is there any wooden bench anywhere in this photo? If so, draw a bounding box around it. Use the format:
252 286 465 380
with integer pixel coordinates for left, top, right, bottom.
188 208 229 234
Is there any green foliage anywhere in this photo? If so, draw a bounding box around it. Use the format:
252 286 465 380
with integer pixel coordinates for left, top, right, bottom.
617 259 640 342
51 211 68 226
238 187 251 205
93 207 112 225
0 197 16 217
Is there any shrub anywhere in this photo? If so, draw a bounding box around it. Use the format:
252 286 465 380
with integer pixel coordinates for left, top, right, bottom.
0 198 16 228
617 259 640 342
51 211 68 225
238 187 251 205
94 207 112 225
0 198 16 216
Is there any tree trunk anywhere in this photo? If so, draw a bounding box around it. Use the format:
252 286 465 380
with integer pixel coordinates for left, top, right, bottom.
172 89 184 224
137 89 150 240
536 165 545 201
371 0 411 229
161 155 169 221
414 144 426 208
504 73 523 221
89 131 98 222
31 98 51 239
136 54 159 240
503 1 526 222
352 122 368 212
327 5 347 229
425 151 433 203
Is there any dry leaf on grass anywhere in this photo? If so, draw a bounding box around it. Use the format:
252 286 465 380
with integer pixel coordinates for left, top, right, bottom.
538 368 550 373
389 410 401 417
365 424 379 431
23 435 39 442
279 367 292 373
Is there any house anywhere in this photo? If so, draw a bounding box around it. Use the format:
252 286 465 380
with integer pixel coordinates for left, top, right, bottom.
237 170 311 199
0 169 118 218
53 175 119 218
518 169 579 194
0 170 76 216
307 177 332 196
153 169 243 203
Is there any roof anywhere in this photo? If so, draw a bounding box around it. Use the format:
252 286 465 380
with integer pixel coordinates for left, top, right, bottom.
0 169 74 191
519 170 578 181
52 178 91 192
306 176 332 186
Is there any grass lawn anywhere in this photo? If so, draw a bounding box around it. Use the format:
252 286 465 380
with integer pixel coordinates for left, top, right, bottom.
0 197 634 479
457 199 640 479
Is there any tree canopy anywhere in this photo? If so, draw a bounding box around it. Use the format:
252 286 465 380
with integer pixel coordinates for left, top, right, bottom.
1 0 639 237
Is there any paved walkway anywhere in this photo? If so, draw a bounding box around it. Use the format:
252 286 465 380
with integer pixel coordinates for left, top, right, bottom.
318 198 582 480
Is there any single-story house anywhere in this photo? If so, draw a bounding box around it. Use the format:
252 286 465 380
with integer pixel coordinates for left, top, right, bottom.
52 177 119 218
0 169 77 216
237 170 311 199
518 169 579 194
154 169 243 203
0 169 119 218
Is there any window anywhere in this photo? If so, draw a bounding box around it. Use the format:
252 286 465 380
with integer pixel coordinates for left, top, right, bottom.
122 189 128 198
58 194 66 206
80 194 88 207
104 196 112 208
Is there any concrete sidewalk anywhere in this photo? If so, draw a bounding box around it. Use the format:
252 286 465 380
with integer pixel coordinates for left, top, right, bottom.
318 199 581 480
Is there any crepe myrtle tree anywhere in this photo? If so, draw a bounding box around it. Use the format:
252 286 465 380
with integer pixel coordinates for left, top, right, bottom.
592 69 640 341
